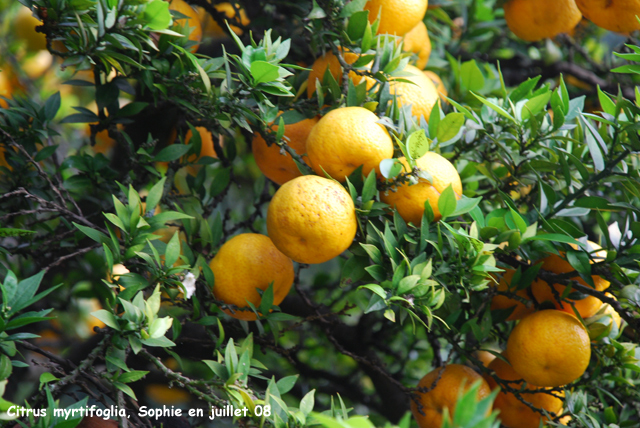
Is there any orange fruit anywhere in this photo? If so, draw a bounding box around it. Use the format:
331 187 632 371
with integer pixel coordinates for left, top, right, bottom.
169 0 203 53
531 241 610 319
199 2 250 37
506 310 591 387
184 126 218 175
503 0 582 41
411 364 491 428
209 233 294 321
146 384 191 405
15 6 47 52
252 116 319 185
486 356 565 428
380 152 462 224
402 21 431 69
267 175 357 264
305 107 393 182
423 70 448 103
364 0 429 36
390 64 440 121
490 269 535 321
306 50 375 98
575 0 640 33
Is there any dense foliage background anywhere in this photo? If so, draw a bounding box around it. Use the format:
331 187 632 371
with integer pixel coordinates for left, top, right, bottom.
1 0 639 427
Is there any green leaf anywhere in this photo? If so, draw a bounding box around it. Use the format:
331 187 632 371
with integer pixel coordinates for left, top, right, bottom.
471 93 516 123
450 197 481 217
523 233 578 245
521 92 551 121
91 309 120 330
9 271 45 314
358 284 387 299
251 61 280 85
406 129 430 160
0 228 36 238
143 0 171 30
276 375 298 395
340 0 368 17
597 86 616 116
145 177 166 214
347 10 369 41
153 144 191 162
164 229 181 268
460 60 485 93
436 113 465 145
118 370 149 384
361 170 377 203
113 381 137 400
437 185 457 220
300 390 316 416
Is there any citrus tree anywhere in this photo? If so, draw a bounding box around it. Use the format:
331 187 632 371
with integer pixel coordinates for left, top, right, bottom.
1 0 640 427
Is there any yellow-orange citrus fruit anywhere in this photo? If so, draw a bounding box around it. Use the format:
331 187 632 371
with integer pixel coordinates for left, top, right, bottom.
252 116 319 185
504 0 582 41
364 0 429 36
402 21 431 69
209 233 294 321
15 6 47 52
306 50 375 98
306 107 393 182
490 269 535 321
487 357 565 428
184 126 218 175
22 50 54 79
381 152 462 224
169 0 203 52
531 241 610 319
575 0 640 33
390 64 439 121
474 346 499 368
199 2 250 37
267 175 357 264
602 294 622 330
411 364 491 428
423 70 448 103
506 310 591 387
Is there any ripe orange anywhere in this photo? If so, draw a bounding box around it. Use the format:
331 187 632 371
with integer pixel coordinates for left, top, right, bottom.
305 107 393 182
402 21 431 69
15 6 47 52
169 0 203 53
531 241 610 319
411 364 491 428
267 175 357 264
146 384 191 405
503 0 582 41
209 233 294 321
490 269 535 321
184 126 218 175
486 356 564 428
423 70 448 103
364 0 429 36
390 64 440 121
380 152 462 224
506 310 591 387
306 50 375 98
575 0 640 33
199 2 250 37
252 116 319 185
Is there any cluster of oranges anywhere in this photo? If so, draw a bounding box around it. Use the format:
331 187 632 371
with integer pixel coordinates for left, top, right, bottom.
411 240 621 427
209 0 462 321
504 0 640 42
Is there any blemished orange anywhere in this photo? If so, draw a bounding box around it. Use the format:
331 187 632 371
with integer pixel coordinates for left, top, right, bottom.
402 21 431 69
209 233 294 321
423 70 448 103
490 269 535 321
266 175 357 264
390 64 440 121
306 107 393 182
252 116 319 185
503 0 582 41
487 357 565 428
199 2 250 37
531 241 610 319
306 50 375 98
575 0 640 33
506 310 591 387
15 6 47 52
364 0 429 36
380 152 462 224
411 364 491 428
169 0 203 52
